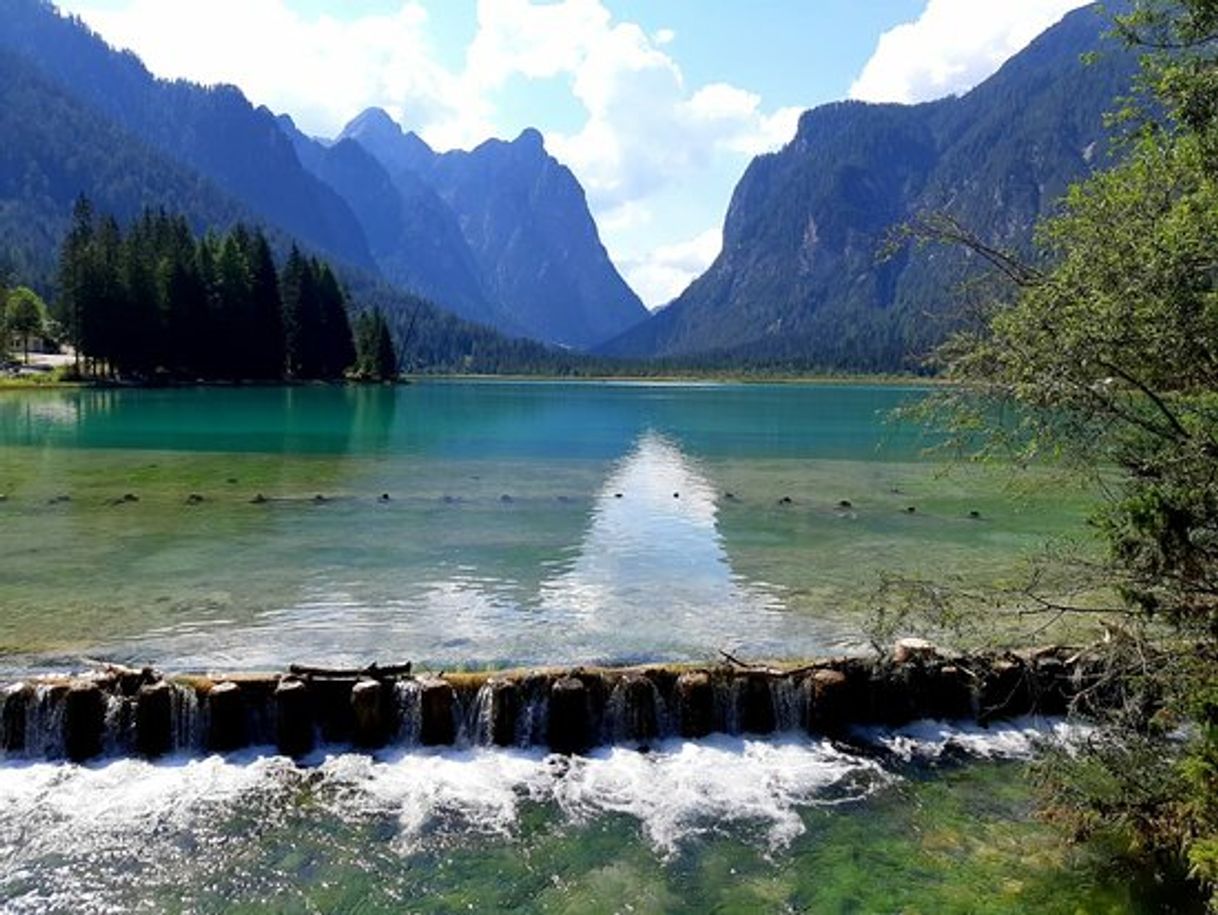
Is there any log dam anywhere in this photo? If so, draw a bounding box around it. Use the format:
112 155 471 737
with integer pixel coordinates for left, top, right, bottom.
0 644 1102 763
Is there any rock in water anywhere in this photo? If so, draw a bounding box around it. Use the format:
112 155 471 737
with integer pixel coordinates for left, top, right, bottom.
617 675 659 743
808 669 850 734
892 638 937 665
738 673 776 735
1 685 29 753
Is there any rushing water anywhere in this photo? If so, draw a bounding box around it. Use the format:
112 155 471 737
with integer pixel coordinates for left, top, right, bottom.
1 720 1154 914
0 382 1132 913
0 382 1093 671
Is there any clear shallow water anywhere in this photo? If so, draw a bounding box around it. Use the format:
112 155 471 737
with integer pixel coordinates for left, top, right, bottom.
0 382 1095 671
0 720 1151 914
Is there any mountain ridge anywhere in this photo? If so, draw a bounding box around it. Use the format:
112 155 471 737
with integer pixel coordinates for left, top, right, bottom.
338 110 649 350
600 3 1138 370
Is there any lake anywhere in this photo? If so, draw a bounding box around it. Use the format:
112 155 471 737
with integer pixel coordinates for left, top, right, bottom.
0 381 1093 672
0 382 1148 913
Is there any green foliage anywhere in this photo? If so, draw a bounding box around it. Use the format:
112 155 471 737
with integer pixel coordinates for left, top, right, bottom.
56 199 356 381
352 309 397 381
924 0 1218 903
4 284 46 363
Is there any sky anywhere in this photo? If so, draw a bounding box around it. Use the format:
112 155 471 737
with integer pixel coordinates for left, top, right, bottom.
57 0 1091 308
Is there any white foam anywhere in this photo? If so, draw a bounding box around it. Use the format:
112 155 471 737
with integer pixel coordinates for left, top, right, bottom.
857 716 1090 762
0 718 1082 906
549 735 889 854
315 747 553 850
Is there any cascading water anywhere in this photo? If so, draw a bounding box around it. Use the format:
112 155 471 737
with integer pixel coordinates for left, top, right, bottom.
0 647 1091 763
394 679 423 747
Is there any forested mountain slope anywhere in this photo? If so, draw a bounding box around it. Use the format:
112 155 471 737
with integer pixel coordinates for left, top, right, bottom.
600 4 1138 371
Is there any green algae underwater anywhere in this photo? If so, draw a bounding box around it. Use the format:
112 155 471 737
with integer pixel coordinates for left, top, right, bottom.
0 381 1156 913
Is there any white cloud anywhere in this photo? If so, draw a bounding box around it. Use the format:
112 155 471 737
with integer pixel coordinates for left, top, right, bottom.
621 227 723 310
547 20 798 217
59 0 798 306
850 0 1092 104
60 0 486 141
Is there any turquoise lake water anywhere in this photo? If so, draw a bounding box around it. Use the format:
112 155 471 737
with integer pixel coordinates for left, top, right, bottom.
0 382 1159 913
0 381 1093 671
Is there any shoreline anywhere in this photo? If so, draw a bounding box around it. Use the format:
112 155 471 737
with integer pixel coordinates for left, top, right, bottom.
0 372 942 391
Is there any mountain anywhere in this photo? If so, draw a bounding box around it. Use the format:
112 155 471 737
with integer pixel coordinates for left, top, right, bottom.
337 108 436 178
338 112 649 349
0 45 249 285
600 3 1139 370
0 1 594 374
277 115 504 331
0 0 375 273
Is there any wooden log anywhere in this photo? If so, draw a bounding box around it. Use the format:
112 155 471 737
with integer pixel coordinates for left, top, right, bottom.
418 678 455 746
64 683 106 762
351 679 389 749
274 678 313 757
549 677 590 754
675 671 714 739
136 681 174 758
207 681 245 752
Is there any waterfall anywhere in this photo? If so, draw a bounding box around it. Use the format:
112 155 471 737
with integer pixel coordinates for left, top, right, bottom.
28 684 68 759
514 677 549 748
394 679 423 747
101 692 136 758
0 649 1090 762
604 675 662 745
770 676 810 733
172 684 203 754
452 684 482 747
469 683 495 746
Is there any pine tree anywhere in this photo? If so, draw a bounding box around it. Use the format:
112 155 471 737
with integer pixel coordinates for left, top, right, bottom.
314 261 354 378
243 229 284 380
56 195 95 372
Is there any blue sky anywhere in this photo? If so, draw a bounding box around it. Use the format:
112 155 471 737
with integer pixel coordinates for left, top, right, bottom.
58 0 1089 306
